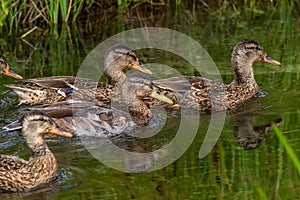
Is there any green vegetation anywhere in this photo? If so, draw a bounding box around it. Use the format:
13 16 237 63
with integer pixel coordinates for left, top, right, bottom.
0 0 298 74
0 0 91 34
273 126 300 175
0 0 299 34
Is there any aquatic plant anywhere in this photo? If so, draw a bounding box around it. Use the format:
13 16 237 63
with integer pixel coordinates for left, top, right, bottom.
0 0 299 34
273 126 300 175
0 0 94 33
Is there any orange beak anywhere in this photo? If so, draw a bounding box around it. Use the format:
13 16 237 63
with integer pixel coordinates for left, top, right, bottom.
49 125 73 138
3 64 23 79
263 56 281 66
131 60 153 75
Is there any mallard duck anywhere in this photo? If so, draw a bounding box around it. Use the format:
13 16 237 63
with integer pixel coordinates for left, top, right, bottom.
0 111 73 192
4 73 173 137
149 39 281 112
0 55 23 79
5 44 152 105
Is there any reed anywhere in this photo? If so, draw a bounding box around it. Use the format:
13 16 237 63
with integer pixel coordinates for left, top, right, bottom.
273 126 300 175
0 0 299 33
0 0 86 33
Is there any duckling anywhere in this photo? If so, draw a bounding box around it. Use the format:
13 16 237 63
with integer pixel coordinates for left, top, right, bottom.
0 111 73 192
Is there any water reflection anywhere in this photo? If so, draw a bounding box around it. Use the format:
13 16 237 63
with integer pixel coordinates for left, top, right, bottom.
82 135 156 173
232 114 281 149
229 98 282 149
77 96 283 175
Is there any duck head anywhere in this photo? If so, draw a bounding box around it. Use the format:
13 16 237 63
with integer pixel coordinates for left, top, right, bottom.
22 111 73 153
231 40 281 84
0 56 23 79
104 45 152 85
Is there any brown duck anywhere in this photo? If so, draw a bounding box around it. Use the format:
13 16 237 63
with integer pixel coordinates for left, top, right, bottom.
0 111 73 192
4 73 173 137
6 45 151 106
150 40 281 112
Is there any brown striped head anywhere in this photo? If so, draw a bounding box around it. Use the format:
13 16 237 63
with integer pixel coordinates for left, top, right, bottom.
231 40 281 83
104 45 152 85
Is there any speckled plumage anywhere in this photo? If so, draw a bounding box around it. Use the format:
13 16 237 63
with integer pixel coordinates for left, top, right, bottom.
6 45 151 106
151 40 281 112
0 112 73 192
4 74 173 137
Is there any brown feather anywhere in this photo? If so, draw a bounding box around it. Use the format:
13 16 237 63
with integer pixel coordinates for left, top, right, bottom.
0 112 73 192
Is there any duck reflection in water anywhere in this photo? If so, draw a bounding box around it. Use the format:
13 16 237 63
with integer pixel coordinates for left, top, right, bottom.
232 115 281 149
230 98 282 150
78 128 176 173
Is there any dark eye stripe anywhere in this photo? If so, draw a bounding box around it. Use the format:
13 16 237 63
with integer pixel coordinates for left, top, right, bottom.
114 49 137 61
22 111 56 127
123 51 137 61
248 46 262 51
32 118 52 124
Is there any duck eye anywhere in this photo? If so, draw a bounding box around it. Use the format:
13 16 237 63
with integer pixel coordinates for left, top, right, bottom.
126 52 130 56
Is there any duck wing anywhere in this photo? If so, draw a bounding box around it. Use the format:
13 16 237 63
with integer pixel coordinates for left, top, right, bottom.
0 155 27 171
153 76 220 92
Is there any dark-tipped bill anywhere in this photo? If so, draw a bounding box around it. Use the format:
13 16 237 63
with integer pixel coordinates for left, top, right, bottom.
263 56 281 66
150 87 173 105
3 65 23 79
49 125 73 138
131 60 153 75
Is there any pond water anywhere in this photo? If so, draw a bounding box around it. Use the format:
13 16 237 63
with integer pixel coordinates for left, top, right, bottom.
1 4 300 200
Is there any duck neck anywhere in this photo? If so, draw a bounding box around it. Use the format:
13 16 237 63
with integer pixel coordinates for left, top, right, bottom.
24 133 51 157
231 54 256 85
29 143 51 157
104 62 126 85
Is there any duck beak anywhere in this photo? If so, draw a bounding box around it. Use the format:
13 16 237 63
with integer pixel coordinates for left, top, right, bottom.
263 56 281 66
150 87 173 105
49 125 73 138
131 60 153 75
3 64 23 79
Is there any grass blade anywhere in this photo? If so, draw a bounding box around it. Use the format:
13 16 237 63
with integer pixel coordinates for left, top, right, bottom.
273 125 300 175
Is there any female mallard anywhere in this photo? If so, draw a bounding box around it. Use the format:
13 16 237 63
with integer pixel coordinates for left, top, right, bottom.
149 40 281 112
4 73 173 137
0 111 73 192
69 74 173 137
0 55 23 79
6 45 152 105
